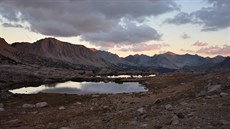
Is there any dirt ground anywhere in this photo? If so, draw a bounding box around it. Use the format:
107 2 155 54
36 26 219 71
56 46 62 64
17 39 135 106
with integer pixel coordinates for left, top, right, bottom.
0 71 230 129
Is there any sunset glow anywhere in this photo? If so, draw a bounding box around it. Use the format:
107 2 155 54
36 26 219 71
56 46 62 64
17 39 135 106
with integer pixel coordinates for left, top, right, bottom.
0 0 229 57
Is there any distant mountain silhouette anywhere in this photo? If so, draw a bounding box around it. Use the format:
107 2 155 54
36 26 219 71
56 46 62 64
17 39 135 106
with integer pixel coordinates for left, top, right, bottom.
123 53 224 70
213 57 230 69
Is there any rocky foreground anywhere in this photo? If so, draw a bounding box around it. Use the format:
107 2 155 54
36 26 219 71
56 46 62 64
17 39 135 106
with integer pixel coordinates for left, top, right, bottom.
0 71 230 129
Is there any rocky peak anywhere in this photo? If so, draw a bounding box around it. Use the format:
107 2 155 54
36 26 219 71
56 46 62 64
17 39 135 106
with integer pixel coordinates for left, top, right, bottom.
0 37 8 45
164 51 177 56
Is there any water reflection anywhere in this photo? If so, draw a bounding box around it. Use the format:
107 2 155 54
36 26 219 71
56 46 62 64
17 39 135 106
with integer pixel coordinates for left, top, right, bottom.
9 81 147 95
107 74 156 78
44 83 57 87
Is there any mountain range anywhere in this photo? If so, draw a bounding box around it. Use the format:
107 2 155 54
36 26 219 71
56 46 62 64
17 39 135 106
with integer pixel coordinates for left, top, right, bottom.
0 37 228 72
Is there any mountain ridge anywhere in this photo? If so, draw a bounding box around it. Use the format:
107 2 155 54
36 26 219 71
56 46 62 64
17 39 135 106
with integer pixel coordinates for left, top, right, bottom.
0 37 228 72
12 38 107 67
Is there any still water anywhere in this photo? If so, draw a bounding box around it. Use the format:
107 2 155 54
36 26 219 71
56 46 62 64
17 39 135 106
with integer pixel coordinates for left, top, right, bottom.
107 74 156 78
9 81 147 95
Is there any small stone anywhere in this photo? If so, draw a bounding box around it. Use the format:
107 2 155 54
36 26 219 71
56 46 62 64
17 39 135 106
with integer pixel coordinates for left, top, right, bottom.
76 102 82 105
188 112 195 117
137 107 145 114
154 99 161 104
220 92 228 97
176 112 185 119
58 106 65 110
205 96 212 99
0 103 4 108
35 102 48 108
0 107 5 111
140 124 148 127
196 90 207 97
22 104 35 108
103 106 109 109
165 104 172 111
59 127 70 129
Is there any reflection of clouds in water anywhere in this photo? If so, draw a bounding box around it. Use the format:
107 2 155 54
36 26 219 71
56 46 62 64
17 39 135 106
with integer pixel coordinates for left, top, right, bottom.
107 74 156 78
80 82 146 94
10 81 147 94
41 87 88 95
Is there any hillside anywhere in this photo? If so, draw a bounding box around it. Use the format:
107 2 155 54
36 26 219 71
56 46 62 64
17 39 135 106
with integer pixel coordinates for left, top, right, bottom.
95 50 126 65
214 57 230 69
12 38 107 67
0 38 20 63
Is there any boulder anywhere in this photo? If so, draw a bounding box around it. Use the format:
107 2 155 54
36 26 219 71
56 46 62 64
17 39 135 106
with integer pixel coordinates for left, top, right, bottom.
176 112 185 119
35 102 48 108
137 107 145 114
165 104 172 111
22 104 35 108
208 85 221 93
58 106 65 110
220 92 228 97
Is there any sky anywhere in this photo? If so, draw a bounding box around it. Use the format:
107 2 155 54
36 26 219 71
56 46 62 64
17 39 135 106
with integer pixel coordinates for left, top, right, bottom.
0 0 229 57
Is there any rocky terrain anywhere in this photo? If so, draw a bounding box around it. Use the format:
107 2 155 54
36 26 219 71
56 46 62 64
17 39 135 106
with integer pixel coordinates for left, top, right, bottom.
0 71 229 129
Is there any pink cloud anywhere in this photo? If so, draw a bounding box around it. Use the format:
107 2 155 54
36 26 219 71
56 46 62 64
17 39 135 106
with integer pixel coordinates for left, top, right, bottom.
196 45 230 55
180 49 195 53
193 41 208 47
128 43 170 52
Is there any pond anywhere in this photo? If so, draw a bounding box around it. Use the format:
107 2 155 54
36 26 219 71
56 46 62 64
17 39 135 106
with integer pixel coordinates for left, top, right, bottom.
9 81 148 95
107 74 156 78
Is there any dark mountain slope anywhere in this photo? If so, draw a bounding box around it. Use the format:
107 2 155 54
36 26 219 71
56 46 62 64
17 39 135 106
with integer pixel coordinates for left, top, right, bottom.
12 38 107 67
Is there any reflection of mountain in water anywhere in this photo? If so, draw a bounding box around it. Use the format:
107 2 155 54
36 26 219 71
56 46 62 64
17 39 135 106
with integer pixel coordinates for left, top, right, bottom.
44 83 58 87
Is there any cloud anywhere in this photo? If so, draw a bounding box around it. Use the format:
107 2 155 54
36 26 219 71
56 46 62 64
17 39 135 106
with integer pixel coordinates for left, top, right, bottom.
82 22 162 44
120 43 170 52
165 0 230 31
196 45 230 55
165 12 193 25
193 41 208 47
2 23 23 28
181 33 191 39
180 49 194 53
0 0 179 45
